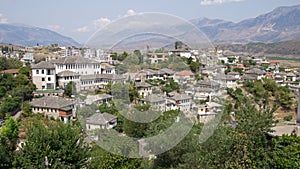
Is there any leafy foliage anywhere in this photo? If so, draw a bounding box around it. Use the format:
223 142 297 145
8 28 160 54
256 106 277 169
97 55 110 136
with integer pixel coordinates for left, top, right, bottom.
14 121 90 168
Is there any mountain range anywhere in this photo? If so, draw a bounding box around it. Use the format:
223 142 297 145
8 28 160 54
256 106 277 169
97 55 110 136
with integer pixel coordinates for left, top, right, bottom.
1 4 300 47
0 24 80 47
191 4 300 43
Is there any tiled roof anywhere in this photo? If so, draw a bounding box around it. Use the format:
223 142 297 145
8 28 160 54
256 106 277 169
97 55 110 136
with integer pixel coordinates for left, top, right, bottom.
51 56 99 64
86 113 117 125
0 69 19 74
31 61 55 69
31 96 74 109
57 70 79 77
175 70 194 76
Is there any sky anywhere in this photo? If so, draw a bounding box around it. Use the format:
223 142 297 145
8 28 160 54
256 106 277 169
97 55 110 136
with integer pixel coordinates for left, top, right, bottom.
0 0 300 43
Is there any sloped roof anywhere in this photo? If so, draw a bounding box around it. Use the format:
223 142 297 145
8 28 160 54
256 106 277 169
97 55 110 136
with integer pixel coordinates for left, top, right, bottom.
136 82 152 88
101 62 115 69
160 68 175 75
31 96 74 109
144 94 165 103
31 61 55 69
86 113 117 125
85 94 113 105
175 70 194 76
57 70 79 77
51 56 99 64
170 93 191 101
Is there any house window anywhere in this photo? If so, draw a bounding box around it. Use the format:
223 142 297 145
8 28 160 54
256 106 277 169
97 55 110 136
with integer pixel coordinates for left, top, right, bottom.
42 78 45 81
42 70 44 74
36 70 39 74
48 77 51 81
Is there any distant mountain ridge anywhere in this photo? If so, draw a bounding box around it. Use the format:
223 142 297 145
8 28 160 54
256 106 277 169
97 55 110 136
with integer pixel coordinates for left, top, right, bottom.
191 4 300 43
0 24 81 47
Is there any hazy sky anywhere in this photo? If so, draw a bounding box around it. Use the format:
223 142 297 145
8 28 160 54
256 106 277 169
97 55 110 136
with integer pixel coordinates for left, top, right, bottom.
0 0 299 43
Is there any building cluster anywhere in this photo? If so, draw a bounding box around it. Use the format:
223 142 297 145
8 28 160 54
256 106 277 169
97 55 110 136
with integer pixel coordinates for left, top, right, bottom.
2 44 299 128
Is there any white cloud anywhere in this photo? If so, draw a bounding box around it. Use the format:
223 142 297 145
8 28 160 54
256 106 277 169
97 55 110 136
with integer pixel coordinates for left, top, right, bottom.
0 13 8 23
74 26 90 33
47 25 63 32
200 0 244 5
126 9 137 16
93 17 111 28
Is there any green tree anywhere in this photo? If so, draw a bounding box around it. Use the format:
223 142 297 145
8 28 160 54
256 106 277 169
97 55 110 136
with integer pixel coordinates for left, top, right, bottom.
0 115 20 167
268 134 300 168
190 61 200 73
14 121 90 168
21 101 32 117
64 81 76 97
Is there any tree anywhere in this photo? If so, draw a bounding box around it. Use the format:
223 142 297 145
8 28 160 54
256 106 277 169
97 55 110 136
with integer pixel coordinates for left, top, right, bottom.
190 61 200 73
0 115 20 167
268 134 300 168
14 121 90 168
21 101 32 117
64 81 76 97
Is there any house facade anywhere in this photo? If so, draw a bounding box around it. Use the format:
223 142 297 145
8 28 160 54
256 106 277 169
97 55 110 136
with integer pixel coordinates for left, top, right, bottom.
30 96 75 123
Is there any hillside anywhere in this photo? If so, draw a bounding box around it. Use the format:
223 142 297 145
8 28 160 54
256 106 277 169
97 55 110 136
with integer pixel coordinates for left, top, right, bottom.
0 24 81 47
216 40 300 57
192 4 300 43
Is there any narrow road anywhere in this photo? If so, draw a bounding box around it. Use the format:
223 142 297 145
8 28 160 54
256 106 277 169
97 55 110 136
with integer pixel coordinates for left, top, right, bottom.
13 111 22 120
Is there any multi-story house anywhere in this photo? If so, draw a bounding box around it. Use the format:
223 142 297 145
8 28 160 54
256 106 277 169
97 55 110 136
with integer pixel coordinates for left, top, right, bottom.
31 96 75 123
31 61 56 90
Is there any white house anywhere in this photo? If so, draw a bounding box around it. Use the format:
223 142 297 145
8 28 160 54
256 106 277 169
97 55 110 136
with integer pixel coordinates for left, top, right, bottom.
85 94 113 105
136 82 152 98
31 61 56 90
85 113 117 130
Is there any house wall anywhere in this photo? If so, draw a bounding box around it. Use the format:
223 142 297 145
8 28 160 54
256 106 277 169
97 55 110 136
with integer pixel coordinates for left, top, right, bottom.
32 68 56 90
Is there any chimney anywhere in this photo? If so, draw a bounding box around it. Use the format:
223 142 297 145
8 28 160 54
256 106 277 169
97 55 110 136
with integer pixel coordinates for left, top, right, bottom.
297 90 300 125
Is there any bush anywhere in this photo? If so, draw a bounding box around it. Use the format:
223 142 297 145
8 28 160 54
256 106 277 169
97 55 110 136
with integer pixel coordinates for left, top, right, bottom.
283 115 293 121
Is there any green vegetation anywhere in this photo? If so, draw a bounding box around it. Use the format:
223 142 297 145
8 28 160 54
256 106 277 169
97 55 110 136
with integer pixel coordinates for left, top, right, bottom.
0 65 35 118
64 81 76 97
14 121 90 168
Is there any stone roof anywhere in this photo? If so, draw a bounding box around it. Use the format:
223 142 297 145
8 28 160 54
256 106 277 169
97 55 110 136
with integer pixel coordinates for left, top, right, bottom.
160 68 175 75
287 72 296 77
51 56 99 64
101 62 115 69
57 70 79 77
80 74 125 81
242 75 257 80
31 96 74 109
198 79 220 87
31 61 55 69
245 68 264 75
97 74 125 80
144 94 165 103
196 87 214 93
81 74 96 80
136 82 152 88
86 113 117 125
170 93 191 101
85 94 113 105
